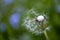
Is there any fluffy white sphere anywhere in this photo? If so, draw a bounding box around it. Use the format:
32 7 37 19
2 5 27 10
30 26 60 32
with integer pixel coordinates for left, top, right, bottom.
36 15 44 21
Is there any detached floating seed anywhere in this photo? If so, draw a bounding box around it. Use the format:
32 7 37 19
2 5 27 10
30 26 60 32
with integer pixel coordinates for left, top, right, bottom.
36 15 44 22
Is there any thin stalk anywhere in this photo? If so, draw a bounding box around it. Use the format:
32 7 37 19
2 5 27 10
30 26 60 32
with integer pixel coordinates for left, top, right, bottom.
44 30 49 40
41 21 49 40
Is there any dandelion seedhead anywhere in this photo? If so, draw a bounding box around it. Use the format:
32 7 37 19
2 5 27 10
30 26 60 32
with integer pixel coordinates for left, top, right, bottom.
23 8 50 35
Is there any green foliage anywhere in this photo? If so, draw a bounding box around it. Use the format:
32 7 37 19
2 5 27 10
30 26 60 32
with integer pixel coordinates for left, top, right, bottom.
0 0 60 40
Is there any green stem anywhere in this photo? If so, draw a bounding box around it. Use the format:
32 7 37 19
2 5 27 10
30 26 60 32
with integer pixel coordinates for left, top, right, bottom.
41 21 49 40
44 30 49 40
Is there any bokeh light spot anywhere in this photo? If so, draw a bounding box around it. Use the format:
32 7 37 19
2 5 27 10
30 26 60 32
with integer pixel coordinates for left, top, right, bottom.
9 13 20 29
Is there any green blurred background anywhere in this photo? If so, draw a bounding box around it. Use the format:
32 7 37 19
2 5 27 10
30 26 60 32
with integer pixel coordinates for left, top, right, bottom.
0 0 60 40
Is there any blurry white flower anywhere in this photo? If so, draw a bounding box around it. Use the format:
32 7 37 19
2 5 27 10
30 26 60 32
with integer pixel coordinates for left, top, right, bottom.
23 8 49 35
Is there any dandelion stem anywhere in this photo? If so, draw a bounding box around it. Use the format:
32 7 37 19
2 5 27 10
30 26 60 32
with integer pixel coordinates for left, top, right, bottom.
44 30 49 40
41 21 49 40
